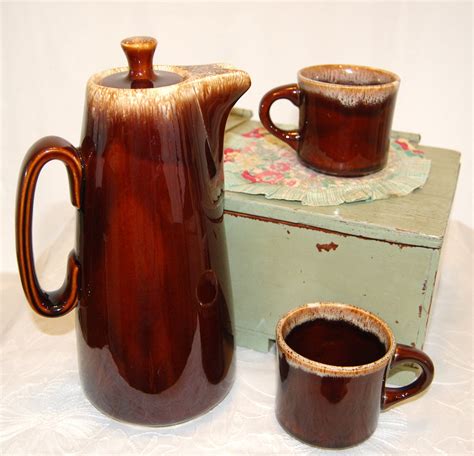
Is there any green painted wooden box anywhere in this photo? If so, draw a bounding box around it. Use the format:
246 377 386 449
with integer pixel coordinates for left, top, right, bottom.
223 117 460 372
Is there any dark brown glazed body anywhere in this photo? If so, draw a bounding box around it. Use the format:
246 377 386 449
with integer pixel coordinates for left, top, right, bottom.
298 89 397 176
76 85 237 425
15 37 250 425
275 303 434 448
259 65 400 177
276 355 385 448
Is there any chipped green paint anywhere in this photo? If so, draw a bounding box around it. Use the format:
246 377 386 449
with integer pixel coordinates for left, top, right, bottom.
225 209 438 348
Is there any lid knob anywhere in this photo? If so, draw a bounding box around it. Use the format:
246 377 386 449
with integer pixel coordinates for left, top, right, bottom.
121 36 157 87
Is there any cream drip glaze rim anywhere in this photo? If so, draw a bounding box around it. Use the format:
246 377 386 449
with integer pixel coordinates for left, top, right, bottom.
298 64 400 89
89 65 188 94
85 63 251 119
297 64 400 107
276 302 396 377
87 63 246 94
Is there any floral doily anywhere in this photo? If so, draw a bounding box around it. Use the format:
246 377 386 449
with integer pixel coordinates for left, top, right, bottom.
224 126 431 206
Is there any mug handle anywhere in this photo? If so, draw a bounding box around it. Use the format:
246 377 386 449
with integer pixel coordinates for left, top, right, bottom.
259 83 301 151
16 136 83 317
382 343 435 409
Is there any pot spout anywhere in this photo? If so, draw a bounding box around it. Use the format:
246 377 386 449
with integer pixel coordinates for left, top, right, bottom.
189 64 251 165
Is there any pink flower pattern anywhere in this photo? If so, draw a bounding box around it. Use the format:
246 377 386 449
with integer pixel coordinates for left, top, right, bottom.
395 139 410 150
223 147 241 163
395 139 424 156
241 169 285 184
270 162 291 172
242 128 266 138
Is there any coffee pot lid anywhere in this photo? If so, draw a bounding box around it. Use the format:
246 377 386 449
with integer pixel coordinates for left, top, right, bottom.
100 36 183 89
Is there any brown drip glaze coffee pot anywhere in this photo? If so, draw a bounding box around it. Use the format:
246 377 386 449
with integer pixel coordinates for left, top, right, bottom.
16 36 251 425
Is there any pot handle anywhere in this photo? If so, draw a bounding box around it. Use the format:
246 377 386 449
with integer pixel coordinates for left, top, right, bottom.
382 343 435 409
259 83 301 151
16 136 83 317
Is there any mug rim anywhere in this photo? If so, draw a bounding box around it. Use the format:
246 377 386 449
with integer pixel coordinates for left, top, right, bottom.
298 64 400 90
276 302 396 377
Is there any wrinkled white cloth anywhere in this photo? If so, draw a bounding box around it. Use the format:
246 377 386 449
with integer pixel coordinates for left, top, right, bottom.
1 220 472 455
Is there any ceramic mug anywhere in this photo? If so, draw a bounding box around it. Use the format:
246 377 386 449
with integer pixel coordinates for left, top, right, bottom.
275 302 434 448
259 65 400 176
